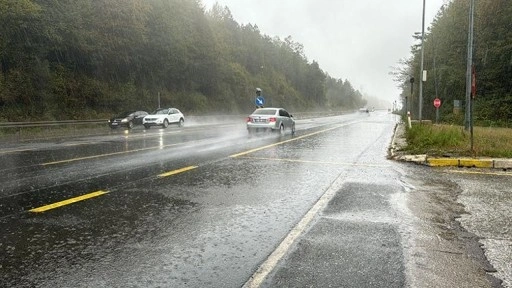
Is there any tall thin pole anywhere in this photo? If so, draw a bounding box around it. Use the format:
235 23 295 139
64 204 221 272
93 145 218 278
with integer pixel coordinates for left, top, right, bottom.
419 0 426 121
464 0 475 133
409 77 414 117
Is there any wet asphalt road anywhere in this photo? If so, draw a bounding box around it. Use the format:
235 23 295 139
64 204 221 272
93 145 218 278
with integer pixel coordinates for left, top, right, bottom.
0 111 510 287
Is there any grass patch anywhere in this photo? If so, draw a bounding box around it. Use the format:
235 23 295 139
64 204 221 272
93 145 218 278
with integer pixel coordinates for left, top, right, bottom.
405 123 512 158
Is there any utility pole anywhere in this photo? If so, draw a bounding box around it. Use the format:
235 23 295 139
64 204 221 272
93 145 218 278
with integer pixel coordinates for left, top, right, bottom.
464 0 475 132
419 0 426 122
409 77 414 116
464 0 476 153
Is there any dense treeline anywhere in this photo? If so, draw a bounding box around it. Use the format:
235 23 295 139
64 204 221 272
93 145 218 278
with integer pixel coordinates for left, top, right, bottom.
0 0 366 121
395 0 512 126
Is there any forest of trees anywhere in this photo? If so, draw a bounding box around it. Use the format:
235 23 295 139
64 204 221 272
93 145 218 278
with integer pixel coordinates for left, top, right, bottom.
0 0 367 121
394 0 512 127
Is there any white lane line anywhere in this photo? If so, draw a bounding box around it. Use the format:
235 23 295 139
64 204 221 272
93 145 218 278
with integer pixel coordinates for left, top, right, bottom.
448 170 512 177
242 171 347 288
238 156 391 167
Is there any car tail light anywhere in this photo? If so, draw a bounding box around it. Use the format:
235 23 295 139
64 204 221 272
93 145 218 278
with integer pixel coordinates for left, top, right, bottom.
269 117 277 122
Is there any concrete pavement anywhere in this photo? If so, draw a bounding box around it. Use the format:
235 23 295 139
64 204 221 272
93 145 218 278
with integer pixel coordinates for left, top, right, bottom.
389 122 512 288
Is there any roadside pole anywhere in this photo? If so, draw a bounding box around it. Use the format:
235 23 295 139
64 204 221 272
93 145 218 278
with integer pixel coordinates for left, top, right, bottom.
464 0 475 152
418 0 426 121
434 98 441 124
408 77 414 120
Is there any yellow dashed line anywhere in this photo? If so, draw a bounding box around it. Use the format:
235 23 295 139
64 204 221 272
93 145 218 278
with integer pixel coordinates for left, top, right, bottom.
158 166 198 178
230 125 345 158
28 164 198 214
42 144 180 166
42 148 151 165
0 148 33 155
26 122 356 215
29 190 108 213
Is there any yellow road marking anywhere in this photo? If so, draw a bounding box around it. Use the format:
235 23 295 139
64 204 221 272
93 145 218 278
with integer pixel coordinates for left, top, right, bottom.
0 130 182 155
230 125 345 158
0 148 33 155
238 156 391 167
427 158 460 167
158 166 198 178
459 159 493 168
29 190 108 213
449 170 512 176
62 133 156 147
42 144 180 166
64 141 99 147
428 158 494 168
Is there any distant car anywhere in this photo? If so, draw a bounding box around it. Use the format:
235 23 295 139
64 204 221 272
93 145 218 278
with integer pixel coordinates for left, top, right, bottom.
143 108 184 129
246 107 295 135
359 107 369 113
109 111 148 129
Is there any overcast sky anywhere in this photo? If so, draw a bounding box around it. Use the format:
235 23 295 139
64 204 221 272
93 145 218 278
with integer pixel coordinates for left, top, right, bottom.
201 0 447 103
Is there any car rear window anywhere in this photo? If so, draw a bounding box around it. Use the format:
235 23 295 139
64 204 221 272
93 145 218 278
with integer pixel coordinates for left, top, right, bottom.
253 109 277 115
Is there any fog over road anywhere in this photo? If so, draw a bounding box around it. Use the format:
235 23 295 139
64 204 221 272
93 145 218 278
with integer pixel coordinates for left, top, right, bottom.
0 111 509 287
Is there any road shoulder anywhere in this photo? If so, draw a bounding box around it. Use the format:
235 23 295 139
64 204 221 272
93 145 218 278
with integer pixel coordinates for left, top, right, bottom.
403 174 502 287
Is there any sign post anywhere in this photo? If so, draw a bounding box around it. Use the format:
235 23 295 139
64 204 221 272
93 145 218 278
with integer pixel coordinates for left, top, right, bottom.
433 98 441 124
255 88 265 108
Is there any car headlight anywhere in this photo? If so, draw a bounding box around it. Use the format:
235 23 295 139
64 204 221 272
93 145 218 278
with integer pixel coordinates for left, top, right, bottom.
121 119 128 123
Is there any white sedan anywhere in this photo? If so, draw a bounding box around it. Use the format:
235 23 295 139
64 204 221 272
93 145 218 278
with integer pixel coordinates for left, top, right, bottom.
143 108 184 129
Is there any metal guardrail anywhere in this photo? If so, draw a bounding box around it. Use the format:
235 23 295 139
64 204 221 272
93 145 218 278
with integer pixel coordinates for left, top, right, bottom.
0 119 108 129
0 119 110 143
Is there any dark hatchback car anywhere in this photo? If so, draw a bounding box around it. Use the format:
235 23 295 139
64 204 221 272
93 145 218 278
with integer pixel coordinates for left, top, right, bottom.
108 111 148 129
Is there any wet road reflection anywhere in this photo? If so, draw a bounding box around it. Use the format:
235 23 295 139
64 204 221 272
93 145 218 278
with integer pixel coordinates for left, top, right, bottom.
0 111 403 287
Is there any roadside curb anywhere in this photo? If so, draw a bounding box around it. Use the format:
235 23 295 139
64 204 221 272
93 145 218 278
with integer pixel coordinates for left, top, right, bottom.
426 157 512 169
392 153 512 170
389 123 512 170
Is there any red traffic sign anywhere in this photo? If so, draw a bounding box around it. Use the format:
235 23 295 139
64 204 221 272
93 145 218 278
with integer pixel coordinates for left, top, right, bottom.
433 98 441 108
